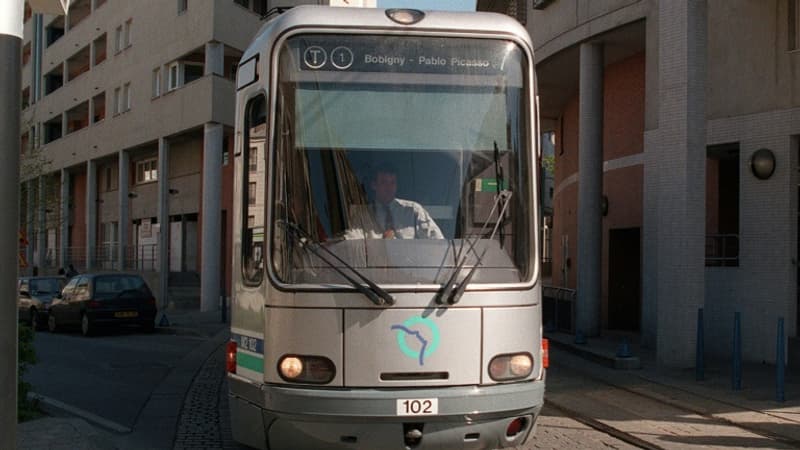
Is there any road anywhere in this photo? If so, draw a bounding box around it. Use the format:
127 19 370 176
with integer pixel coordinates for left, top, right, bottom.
26 328 209 432
24 329 795 449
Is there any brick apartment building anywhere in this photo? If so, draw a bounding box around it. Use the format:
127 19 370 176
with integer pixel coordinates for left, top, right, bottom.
531 0 800 366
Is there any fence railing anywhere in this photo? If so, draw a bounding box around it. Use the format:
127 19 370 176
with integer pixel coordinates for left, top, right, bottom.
705 234 739 267
543 285 575 333
59 244 162 272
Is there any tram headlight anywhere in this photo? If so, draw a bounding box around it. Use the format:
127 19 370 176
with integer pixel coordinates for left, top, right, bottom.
488 353 533 381
278 355 336 384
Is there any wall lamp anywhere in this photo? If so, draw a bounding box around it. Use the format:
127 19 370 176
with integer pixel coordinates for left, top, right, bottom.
169 188 179 195
750 148 775 180
127 192 138 198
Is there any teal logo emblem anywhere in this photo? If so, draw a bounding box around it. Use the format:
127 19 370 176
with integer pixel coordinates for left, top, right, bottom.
391 316 440 366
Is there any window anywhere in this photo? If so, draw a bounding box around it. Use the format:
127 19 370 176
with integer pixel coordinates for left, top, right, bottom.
114 19 131 53
183 62 203 84
706 143 740 266
249 147 258 172
791 0 800 51
242 95 266 285
122 82 131 111
114 25 123 52
123 19 132 48
248 182 257 205
104 166 113 191
167 61 204 91
136 158 158 184
152 68 161 97
178 0 187 13
114 86 121 113
168 62 180 91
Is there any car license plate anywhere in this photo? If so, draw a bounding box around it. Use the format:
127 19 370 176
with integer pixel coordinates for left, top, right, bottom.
114 311 138 318
396 398 438 416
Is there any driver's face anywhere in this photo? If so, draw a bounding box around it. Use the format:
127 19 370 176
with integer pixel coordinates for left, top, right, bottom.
372 172 397 205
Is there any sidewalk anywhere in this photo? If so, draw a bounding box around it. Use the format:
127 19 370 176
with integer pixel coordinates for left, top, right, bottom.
546 330 800 447
16 308 229 450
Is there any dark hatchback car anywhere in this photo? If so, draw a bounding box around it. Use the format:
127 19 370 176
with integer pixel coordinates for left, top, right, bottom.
18 276 67 330
48 273 157 336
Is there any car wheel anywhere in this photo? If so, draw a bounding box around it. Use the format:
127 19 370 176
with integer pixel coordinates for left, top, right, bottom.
48 314 58 333
81 313 93 337
29 308 38 330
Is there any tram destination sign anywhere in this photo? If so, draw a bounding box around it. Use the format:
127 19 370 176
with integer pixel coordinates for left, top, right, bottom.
289 35 519 76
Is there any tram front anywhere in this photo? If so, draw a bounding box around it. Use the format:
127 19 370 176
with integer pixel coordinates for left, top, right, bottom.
229 6 544 450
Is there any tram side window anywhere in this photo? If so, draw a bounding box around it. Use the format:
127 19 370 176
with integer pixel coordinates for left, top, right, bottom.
242 95 266 285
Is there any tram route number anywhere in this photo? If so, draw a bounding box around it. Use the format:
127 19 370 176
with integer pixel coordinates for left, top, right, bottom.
396 398 438 416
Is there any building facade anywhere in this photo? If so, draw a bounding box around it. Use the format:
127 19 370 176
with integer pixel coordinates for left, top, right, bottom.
19 0 268 310
532 0 800 366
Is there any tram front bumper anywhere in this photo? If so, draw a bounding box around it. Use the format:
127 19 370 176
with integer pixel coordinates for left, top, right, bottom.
229 376 545 450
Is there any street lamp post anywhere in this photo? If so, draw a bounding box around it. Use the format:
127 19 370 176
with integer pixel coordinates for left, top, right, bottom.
1 2 67 447
0 3 24 446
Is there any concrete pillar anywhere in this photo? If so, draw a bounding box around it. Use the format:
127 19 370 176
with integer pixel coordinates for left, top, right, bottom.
60 168 70 269
86 159 97 270
205 41 224 76
575 41 604 338
37 175 47 270
158 137 169 310
26 180 34 276
201 123 222 312
652 0 707 367
118 150 129 270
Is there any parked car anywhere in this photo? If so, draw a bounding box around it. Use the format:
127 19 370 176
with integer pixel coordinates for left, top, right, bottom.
18 276 67 330
47 273 157 336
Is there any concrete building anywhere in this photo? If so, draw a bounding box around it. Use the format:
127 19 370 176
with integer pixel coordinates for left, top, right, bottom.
18 0 267 311
530 0 800 366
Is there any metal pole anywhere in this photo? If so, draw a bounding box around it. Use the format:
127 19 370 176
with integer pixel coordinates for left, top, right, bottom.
777 317 785 402
0 2 24 446
696 307 704 381
732 312 741 390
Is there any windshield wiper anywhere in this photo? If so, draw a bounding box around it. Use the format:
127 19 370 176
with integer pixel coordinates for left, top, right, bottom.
279 221 395 306
437 190 513 305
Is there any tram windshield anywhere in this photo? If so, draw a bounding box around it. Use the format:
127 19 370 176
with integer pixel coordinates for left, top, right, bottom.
270 34 532 287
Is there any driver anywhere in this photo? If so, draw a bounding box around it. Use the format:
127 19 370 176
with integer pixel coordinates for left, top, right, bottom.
345 163 444 240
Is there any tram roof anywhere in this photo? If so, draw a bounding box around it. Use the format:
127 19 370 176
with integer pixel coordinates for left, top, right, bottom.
241 5 532 63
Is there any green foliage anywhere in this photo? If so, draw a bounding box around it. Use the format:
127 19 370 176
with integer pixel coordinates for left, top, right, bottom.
18 323 40 422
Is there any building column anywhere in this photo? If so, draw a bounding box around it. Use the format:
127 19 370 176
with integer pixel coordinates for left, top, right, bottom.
651 0 707 366
26 180 34 276
86 159 97 270
60 168 70 269
158 137 170 310
118 150 129 270
575 41 604 338
205 41 224 76
201 123 222 312
37 175 47 270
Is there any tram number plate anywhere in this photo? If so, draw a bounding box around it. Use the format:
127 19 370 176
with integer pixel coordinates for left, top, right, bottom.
396 398 438 416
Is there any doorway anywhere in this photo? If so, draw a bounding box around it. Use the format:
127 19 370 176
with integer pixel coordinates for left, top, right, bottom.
608 227 641 330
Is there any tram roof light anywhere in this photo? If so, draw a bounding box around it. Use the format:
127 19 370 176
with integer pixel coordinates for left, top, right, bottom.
386 9 425 25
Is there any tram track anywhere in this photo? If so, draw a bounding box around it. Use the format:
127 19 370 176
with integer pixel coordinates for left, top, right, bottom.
544 360 798 449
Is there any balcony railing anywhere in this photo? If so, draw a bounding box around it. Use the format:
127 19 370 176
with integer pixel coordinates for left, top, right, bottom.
705 234 739 267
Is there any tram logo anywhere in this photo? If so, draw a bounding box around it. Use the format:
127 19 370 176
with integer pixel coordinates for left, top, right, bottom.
391 316 441 366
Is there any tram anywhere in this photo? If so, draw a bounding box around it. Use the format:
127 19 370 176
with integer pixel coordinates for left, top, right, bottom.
227 5 545 449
